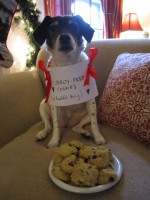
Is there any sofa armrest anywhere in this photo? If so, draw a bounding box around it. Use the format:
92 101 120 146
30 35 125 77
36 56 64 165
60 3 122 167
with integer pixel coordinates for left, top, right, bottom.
0 70 45 147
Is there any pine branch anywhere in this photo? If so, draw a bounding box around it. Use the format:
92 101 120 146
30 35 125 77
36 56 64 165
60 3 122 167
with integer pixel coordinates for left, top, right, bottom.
14 0 41 69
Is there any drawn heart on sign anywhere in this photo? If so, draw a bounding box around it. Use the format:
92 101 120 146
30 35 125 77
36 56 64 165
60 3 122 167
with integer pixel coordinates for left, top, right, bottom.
86 89 90 94
52 87 54 92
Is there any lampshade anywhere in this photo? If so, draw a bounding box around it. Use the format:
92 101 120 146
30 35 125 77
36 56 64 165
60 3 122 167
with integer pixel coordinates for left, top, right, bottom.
122 13 143 32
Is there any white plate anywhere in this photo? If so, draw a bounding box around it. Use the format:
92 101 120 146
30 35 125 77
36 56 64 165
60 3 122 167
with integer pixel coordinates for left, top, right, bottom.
48 154 123 194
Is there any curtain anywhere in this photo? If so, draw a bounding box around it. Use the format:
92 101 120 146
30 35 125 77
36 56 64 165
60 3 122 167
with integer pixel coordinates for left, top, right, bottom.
44 0 72 16
101 0 123 38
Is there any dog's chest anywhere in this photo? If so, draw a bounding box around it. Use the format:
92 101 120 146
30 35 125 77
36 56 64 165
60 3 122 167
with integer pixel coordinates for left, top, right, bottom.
50 51 88 67
58 103 87 127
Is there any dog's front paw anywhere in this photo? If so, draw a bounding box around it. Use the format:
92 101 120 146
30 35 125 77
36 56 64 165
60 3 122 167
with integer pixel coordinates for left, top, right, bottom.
94 135 106 145
47 137 60 148
36 129 50 141
72 126 92 137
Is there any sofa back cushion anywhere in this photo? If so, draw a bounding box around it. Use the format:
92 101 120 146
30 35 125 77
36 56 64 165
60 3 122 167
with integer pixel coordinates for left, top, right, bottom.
0 71 45 147
36 39 150 100
86 39 150 99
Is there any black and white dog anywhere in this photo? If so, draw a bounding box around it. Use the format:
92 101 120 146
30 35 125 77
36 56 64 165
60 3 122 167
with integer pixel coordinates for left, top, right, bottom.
33 15 106 148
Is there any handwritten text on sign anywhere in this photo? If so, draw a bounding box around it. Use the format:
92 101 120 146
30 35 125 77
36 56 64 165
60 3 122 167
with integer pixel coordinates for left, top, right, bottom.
48 59 98 106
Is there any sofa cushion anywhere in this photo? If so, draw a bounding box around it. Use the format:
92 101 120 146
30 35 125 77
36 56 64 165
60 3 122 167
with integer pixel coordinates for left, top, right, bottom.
97 53 150 147
0 121 150 200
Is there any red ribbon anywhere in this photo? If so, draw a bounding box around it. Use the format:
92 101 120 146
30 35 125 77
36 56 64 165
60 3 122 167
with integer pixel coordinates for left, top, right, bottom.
84 48 98 86
38 60 51 103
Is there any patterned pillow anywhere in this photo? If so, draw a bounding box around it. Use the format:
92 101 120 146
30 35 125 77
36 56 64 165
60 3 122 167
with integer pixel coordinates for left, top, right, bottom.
97 53 150 147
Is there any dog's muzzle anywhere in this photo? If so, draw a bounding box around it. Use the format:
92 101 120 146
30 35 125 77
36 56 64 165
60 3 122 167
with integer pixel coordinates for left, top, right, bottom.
58 34 75 52
60 34 70 44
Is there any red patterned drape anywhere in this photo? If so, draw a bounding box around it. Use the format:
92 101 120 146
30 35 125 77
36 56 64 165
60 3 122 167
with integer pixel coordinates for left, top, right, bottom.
44 0 72 16
101 0 123 38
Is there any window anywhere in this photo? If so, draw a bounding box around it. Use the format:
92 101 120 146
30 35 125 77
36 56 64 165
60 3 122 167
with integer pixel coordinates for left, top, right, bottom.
72 0 103 40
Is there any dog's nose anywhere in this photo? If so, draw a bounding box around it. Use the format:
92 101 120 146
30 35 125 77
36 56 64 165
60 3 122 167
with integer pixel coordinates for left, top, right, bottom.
59 34 70 43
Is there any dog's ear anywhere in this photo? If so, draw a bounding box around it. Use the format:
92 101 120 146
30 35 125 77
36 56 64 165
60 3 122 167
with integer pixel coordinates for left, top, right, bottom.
33 16 53 46
74 15 95 43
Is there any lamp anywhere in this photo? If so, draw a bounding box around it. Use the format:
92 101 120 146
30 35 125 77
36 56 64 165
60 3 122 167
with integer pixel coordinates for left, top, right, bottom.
122 13 143 32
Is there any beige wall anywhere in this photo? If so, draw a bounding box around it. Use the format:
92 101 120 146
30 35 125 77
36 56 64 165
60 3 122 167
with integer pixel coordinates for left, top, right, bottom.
123 0 150 32
36 0 45 21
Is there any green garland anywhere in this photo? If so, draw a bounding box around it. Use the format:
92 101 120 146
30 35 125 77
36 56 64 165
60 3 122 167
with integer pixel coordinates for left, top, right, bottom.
15 0 41 69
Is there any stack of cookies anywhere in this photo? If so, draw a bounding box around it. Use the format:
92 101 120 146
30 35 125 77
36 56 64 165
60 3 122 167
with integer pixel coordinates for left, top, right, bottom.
52 140 117 187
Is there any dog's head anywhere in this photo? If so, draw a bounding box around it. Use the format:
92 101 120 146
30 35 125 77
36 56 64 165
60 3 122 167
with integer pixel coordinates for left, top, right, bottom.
33 15 94 54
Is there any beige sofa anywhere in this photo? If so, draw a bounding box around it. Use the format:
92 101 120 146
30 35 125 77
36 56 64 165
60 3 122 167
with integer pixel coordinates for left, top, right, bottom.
0 39 150 200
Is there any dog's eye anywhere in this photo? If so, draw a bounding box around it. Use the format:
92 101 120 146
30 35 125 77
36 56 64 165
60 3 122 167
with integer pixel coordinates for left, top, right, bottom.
50 24 58 32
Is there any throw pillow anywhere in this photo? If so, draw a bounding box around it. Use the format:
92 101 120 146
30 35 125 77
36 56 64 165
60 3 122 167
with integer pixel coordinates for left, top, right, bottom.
97 53 150 147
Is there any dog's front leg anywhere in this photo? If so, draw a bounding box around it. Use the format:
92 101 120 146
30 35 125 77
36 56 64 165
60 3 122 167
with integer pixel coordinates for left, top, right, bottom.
36 100 52 141
86 99 106 145
47 105 60 148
